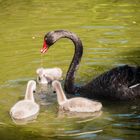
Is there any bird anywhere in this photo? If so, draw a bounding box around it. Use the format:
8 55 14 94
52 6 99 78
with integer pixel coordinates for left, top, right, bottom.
52 80 102 112
10 80 40 120
36 67 62 84
40 30 140 100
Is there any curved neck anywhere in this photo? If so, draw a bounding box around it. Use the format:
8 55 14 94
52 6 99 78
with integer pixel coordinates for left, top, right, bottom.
53 82 67 105
25 84 34 102
52 30 83 93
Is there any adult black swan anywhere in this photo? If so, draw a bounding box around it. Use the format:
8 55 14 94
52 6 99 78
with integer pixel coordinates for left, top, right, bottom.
40 30 140 100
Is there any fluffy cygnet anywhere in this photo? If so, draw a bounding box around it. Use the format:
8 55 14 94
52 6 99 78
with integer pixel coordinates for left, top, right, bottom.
36 67 62 84
10 80 40 120
52 80 102 112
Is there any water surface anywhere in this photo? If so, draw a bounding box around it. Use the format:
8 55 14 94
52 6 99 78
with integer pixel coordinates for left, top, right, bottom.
0 0 140 140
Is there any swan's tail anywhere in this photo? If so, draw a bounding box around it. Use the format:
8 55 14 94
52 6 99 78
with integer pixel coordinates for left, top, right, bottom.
128 66 140 97
128 66 140 87
92 65 140 100
129 83 140 89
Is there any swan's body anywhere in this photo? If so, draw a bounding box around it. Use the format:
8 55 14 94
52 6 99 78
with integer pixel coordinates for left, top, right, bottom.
36 67 62 84
10 80 39 120
52 80 102 112
41 30 140 100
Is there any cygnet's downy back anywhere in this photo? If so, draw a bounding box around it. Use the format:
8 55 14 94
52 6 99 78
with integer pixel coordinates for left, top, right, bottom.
36 67 62 84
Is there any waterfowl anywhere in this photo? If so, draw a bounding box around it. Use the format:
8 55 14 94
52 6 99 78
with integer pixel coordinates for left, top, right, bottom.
36 67 62 84
41 30 140 100
10 80 40 120
52 80 102 112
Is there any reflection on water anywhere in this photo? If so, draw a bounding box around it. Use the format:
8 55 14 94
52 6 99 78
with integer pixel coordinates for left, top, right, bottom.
11 113 39 125
0 0 140 140
57 110 102 119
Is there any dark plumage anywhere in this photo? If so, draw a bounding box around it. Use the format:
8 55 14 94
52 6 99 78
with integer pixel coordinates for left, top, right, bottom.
41 30 140 100
77 65 140 100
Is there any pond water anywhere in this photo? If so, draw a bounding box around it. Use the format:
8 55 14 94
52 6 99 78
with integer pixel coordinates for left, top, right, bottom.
0 0 140 140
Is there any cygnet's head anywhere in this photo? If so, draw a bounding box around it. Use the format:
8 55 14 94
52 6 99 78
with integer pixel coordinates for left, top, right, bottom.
52 80 61 90
36 68 49 84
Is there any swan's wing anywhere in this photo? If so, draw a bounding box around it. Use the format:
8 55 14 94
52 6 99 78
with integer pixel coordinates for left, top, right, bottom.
88 65 140 99
44 68 62 79
37 67 63 84
99 65 140 87
63 97 102 112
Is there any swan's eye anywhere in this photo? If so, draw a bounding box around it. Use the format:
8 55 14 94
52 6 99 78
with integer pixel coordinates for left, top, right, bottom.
33 90 36 93
53 90 56 93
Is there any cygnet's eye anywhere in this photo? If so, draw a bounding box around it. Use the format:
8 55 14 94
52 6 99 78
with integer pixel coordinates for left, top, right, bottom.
38 76 41 81
53 90 56 93
33 90 36 93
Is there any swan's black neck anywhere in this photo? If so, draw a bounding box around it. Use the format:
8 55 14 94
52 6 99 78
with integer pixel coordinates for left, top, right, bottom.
64 31 83 94
48 30 83 94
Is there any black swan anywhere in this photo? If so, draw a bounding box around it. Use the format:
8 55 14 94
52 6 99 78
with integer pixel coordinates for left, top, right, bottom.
40 30 140 100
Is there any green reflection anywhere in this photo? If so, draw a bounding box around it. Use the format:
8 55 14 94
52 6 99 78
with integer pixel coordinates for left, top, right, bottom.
0 0 139 140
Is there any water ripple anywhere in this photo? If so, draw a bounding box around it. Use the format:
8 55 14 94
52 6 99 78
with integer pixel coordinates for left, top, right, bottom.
80 25 125 29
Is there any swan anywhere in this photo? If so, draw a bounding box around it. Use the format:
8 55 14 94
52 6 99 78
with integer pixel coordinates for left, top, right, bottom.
52 80 102 112
36 67 62 84
41 30 140 100
10 80 40 120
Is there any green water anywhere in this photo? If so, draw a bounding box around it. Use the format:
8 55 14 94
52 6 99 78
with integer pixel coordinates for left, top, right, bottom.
0 0 140 139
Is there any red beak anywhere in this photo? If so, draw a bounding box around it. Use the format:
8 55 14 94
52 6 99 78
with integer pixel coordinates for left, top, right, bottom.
40 40 48 53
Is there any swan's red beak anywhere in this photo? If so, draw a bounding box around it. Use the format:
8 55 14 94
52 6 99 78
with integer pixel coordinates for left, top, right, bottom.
41 40 48 53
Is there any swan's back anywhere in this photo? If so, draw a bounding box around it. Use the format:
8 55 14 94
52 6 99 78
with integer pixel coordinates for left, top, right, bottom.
78 65 140 100
36 67 62 84
10 100 39 120
44 68 62 79
62 97 102 112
